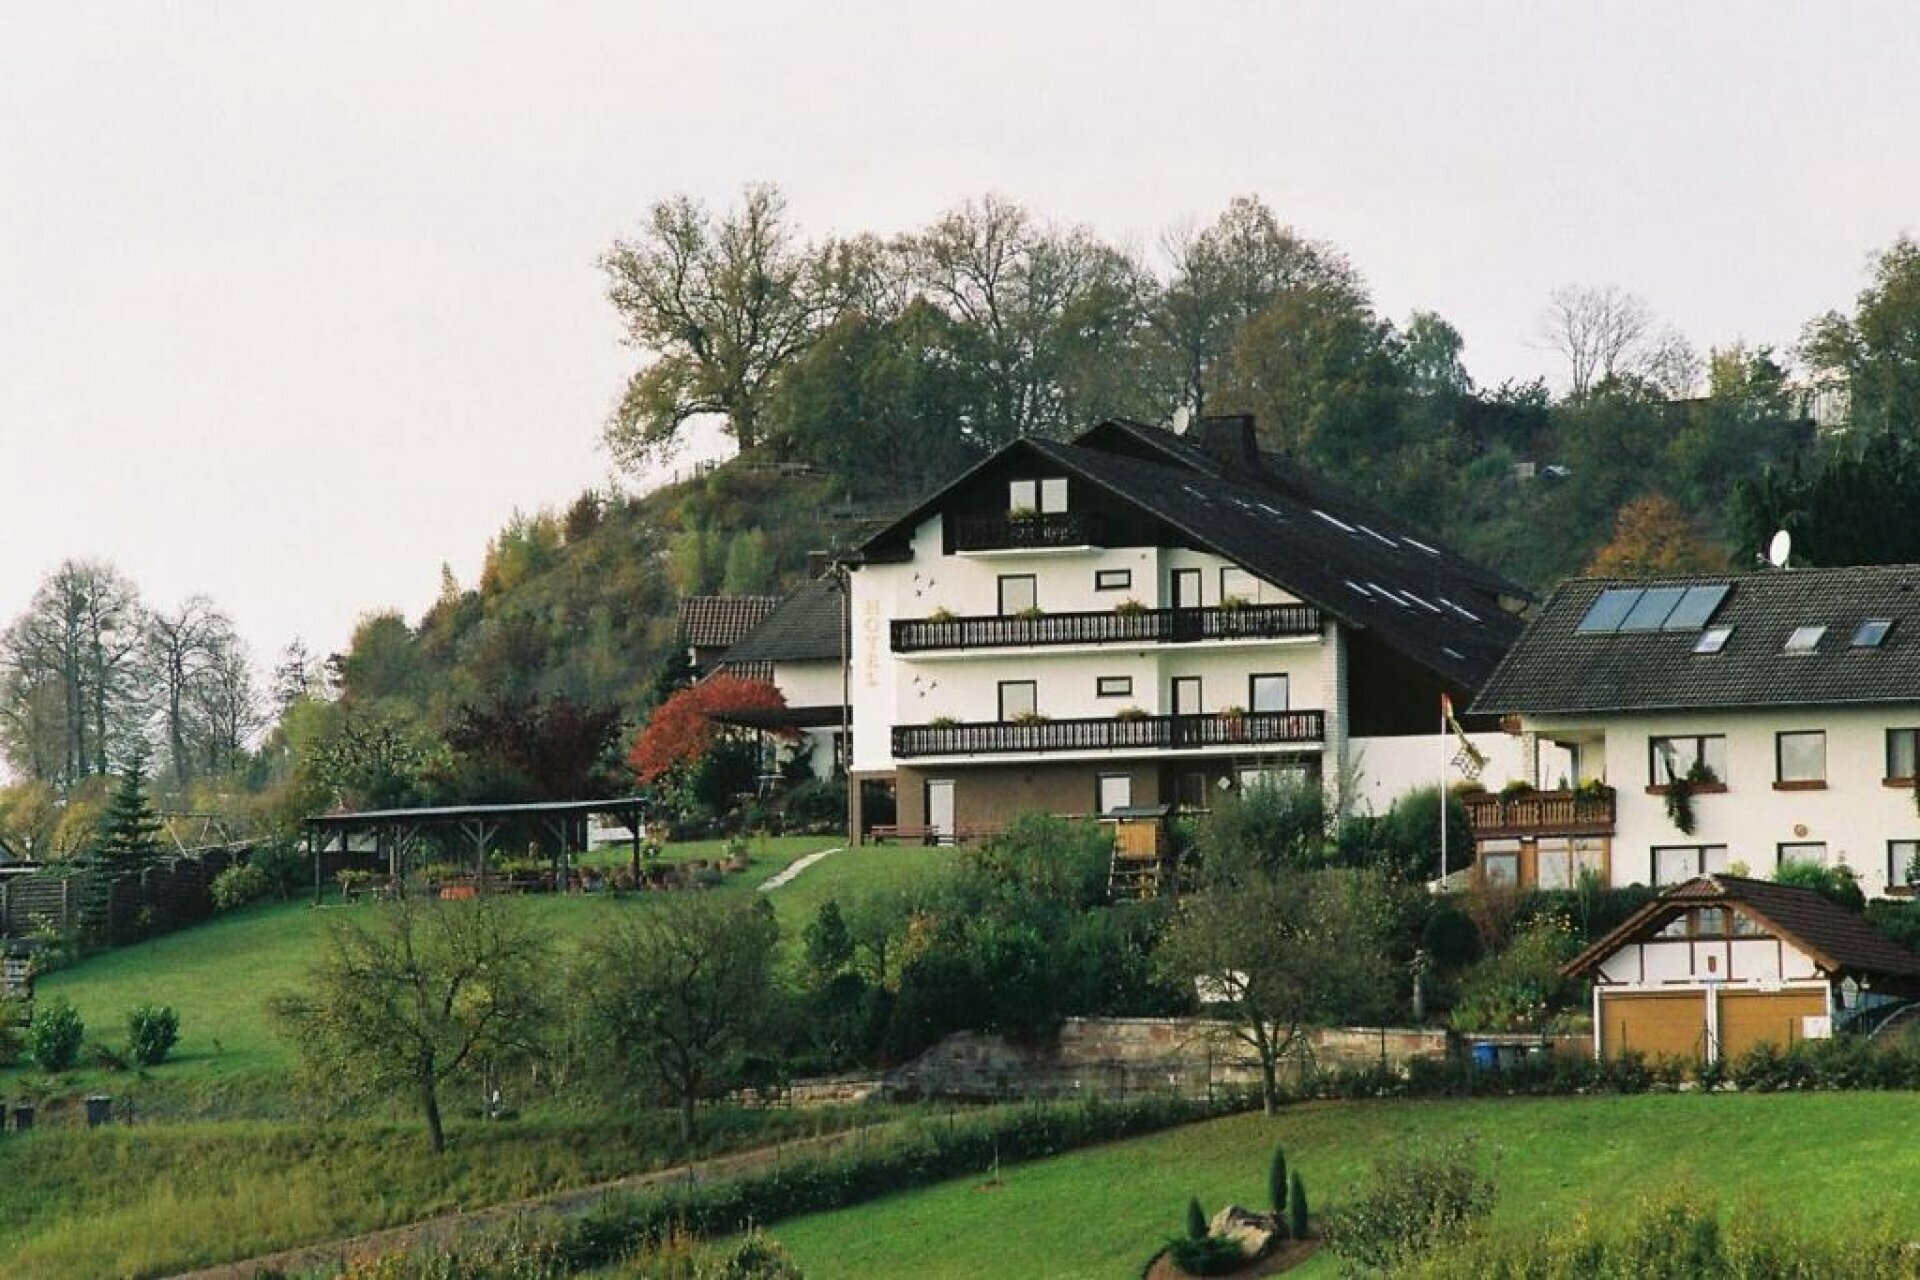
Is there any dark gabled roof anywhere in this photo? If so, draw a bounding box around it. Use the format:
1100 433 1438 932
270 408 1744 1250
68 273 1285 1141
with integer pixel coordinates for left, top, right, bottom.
854 420 1525 691
1565 874 1920 982
677 596 781 650
717 575 846 666
1475 565 1920 716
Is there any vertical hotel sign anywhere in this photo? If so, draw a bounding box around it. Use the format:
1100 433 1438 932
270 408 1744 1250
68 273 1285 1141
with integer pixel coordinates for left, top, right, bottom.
862 599 882 687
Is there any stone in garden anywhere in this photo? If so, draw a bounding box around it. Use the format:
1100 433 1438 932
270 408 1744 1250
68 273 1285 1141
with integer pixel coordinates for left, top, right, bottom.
1208 1204 1275 1257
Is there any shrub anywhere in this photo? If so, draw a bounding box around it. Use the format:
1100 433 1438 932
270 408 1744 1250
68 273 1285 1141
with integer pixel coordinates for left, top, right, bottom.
29 996 85 1070
1450 912 1580 1033
1186 1195 1208 1240
250 837 310 901
1287 1170 1308 1242
1268 1145 1288 1225
0 996 24 1066
1774 859 1866 912
1164 1235 1245 1275
210 862 268 910
128 1003 180 1065
781 778 846 828
1324 1138 1495 1273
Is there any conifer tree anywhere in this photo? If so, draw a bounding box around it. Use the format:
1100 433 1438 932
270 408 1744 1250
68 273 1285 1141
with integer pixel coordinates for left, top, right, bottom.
97 749 165 863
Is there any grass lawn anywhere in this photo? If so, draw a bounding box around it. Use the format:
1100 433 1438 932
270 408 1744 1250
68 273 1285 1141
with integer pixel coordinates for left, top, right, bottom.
12 835 843 1098
768 1093 1920 1278
763 841 961 941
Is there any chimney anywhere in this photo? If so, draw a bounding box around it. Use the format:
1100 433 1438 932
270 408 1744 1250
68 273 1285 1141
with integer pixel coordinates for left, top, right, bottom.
807 550 832 579
1192 414 1262 473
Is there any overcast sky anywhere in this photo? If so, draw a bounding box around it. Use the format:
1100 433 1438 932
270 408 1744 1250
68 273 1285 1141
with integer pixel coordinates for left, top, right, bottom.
2 2 1915 674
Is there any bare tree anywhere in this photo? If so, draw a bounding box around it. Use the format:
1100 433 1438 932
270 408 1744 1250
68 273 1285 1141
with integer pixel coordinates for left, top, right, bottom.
144 596 231 790
0 560 147 786
187 631 263 779
1539 284 1698 400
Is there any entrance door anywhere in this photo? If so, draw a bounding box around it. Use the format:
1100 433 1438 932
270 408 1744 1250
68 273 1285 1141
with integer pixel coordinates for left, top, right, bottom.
925 779 956 845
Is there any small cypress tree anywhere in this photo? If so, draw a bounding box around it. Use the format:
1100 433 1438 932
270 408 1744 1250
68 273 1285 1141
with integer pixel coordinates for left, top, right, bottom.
97 750 165 863
1187 1195 1209 1240
1288 1170 1309 1241
1269 1144 1290 1229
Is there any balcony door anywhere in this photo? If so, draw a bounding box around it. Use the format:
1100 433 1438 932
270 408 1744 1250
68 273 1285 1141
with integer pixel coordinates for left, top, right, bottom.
1172 676 1203 716
1171 568 1203 610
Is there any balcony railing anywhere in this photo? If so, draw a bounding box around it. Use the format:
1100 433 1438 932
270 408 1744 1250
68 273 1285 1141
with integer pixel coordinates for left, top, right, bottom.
893 709 1325 759
1463 788 1616 837
950 511 1102 552
892 602 1322 653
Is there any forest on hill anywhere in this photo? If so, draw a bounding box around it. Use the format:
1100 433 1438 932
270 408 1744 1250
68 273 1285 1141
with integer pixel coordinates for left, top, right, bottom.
5 190 1920 851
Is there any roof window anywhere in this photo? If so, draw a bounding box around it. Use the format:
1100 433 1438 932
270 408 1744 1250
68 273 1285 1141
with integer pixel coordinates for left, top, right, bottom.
1852 618 1894 648
1784 625 1827 654
1402 537 1441 556
1694 626 1733 654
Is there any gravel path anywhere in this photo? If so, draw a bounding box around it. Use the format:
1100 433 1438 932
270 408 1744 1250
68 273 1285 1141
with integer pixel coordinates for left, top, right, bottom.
756 844 844 893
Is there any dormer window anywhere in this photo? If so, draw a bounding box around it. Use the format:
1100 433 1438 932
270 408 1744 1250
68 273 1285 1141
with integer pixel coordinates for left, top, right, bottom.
1008 477 1069 514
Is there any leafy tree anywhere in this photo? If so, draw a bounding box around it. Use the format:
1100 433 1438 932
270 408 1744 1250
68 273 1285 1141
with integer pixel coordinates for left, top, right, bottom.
444 693 623 802
1732 431 1920 567
272 896 551 1153
601 183 832 465
1585 494 1727 577
336 611 431 703
720 530 775 595
1288 1171 1309 1242
96 749 165 863
628 674 792 794
1157 866 1399 1113
1801 234 1920 435
577 895 779 1141
1269 1145 1290 1224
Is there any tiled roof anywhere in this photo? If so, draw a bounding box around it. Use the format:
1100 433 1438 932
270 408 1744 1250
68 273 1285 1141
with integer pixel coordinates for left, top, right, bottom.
1565 874 1920 981
717 575 847 666
854 419 1525 691
677 595 781 650
1475 565 1920 715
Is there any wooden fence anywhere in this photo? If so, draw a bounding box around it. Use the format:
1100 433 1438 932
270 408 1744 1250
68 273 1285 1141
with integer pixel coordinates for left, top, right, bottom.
0 847 245 947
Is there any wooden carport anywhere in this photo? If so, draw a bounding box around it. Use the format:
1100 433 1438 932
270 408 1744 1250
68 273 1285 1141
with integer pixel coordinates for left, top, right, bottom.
303 796 648 903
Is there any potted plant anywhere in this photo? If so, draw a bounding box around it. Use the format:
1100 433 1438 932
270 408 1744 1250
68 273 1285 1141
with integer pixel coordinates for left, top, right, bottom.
927 605 957 622
1113 597 1150 617
1011 709 1051 726
1665 759 1719 835
1114 705 1151 722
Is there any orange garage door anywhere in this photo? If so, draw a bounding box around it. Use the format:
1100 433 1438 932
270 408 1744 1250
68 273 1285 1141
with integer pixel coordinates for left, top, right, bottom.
1717 989 1826 1058
1600 991 1708 1061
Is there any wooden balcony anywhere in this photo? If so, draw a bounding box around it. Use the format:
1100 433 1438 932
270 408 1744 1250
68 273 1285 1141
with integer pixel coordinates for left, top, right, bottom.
893 709 1325 759
892 602 1322 653
950 511 1103 552
1463 788 1616 838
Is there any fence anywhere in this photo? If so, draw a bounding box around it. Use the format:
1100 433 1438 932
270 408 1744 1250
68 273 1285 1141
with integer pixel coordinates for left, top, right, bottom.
0 846 245 948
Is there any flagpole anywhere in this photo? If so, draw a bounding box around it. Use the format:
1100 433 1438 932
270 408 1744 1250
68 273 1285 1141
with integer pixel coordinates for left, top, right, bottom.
1438 693 1449 885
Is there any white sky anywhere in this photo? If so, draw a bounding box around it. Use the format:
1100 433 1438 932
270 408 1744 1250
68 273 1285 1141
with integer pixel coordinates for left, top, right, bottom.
2 2 1916 672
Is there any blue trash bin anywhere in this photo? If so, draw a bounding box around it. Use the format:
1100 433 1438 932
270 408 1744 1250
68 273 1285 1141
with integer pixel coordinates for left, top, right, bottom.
1471 1041 1498 1071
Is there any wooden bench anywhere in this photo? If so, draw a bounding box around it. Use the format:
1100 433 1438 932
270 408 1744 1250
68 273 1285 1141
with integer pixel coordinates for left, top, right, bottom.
867 824 1006 846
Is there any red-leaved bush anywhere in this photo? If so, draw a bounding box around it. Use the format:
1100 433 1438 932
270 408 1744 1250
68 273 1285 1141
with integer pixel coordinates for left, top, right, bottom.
629 674 792 784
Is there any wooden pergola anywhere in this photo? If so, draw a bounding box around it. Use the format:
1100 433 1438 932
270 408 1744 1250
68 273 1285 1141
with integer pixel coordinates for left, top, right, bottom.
303 796 649 902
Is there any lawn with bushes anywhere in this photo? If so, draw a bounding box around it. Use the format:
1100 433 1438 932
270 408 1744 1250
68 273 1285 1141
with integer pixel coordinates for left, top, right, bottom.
10 835 843 1098
768 1092 1920 1278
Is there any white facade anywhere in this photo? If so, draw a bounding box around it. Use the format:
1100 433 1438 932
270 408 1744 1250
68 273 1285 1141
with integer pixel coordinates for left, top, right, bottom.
1523 705 1920 898
851 515 1332 775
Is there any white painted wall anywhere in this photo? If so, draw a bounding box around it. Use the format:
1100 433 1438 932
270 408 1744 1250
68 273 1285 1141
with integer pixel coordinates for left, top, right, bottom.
1527 706 1920 896
1349 731 1529 816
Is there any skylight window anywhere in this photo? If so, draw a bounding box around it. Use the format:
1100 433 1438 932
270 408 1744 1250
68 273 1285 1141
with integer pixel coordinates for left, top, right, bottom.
1438 596 1481 623
1853 618 1894 648
1402 537 1441 556
1313 509 1356 533
1695 626 1733 654
1345 579 1373 597
1785 625 1827 654
1357 524 1399 549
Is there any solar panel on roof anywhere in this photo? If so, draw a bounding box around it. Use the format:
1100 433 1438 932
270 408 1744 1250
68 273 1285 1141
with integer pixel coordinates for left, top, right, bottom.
1576 587 1643 632
1662 584 1730 631
1620 586 1688 631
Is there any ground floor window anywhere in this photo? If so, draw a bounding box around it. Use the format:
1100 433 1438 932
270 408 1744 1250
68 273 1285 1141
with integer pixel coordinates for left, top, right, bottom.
1892 840 1920 889
1534 836 1607 890
1097 773 1134 815
1479 838 1521 886
1653 844 1729 886
1237 762 1310 793
1777 841 1828 870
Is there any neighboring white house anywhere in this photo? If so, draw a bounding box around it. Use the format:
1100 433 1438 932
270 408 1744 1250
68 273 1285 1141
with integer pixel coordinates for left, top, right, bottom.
1472 566 1920 898
710 572 849 782
1562 873 1920 1061
845 416 1530 840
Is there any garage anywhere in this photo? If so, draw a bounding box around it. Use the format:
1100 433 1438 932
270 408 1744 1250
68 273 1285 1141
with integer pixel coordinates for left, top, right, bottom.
1599 990 1707 1061
1717 988 1827 1056
1566 873 1920 1063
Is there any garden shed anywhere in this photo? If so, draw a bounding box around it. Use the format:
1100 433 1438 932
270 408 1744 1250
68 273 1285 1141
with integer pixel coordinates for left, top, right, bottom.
1563 874 1920 1063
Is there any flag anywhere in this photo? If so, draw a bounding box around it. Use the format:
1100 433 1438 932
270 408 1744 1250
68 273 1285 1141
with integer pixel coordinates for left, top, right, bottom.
1442 691 1488 779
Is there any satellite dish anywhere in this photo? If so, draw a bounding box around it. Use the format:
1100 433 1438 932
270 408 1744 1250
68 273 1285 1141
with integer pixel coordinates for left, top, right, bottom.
1767 529 1792 569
